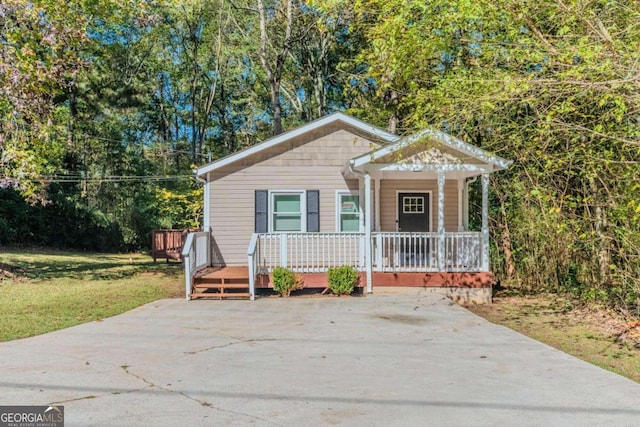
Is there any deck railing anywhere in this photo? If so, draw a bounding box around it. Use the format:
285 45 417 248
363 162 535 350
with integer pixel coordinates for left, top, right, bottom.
254 232 366 273
181 231 211 300
372 232 482 272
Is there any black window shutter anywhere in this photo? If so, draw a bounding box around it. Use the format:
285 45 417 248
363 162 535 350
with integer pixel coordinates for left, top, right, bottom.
307 190 320 232
255 190 268 233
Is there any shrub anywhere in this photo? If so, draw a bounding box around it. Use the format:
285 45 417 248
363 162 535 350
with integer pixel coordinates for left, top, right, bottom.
272 267 303 297
328 266 358 296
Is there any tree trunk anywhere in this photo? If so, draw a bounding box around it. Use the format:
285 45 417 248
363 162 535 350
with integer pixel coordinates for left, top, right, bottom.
257 0 293 136
500 198 517 285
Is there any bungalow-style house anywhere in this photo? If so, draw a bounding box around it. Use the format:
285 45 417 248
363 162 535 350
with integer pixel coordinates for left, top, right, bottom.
182 112 511 303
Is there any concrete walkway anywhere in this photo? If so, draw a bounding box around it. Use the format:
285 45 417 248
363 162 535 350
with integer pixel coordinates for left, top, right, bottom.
1 290 639 426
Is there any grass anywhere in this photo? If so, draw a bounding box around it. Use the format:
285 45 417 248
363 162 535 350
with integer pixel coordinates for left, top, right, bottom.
0 247 183 342
468 293 640 383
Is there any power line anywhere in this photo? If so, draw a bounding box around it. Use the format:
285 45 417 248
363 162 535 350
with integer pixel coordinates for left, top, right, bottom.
2 175 194 183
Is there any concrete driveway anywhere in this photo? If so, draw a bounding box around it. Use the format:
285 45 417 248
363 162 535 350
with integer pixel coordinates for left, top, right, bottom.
1 289 639 427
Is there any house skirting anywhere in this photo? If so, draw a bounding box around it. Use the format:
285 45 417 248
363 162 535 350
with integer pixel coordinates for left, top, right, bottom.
371 272 492 288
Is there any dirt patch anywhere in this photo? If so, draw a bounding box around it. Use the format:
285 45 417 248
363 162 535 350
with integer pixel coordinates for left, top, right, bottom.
467 293 640 383
0 263 24 281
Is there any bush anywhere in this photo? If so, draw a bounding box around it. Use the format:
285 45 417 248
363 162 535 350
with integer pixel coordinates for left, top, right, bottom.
328 266 358 296
272 267 303 297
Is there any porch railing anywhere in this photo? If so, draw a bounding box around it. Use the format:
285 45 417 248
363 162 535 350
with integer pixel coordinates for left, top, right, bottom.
182 231 211 300
372 232 482 272
253 232 366 274
248 231 483 276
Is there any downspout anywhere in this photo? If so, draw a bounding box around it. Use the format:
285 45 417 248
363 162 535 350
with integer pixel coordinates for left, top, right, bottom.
348 161 373 294
194 173 209 233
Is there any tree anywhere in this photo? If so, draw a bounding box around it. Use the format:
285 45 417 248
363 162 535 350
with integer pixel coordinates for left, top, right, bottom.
314 0 640 311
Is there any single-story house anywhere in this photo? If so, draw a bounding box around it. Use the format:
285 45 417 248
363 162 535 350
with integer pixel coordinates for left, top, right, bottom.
182 112 511 302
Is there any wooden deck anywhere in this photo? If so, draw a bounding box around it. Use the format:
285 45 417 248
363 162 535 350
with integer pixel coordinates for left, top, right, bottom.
151 229 189 262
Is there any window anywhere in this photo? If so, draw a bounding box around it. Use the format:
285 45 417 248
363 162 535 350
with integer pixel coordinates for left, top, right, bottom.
337 192 360 232
271 192 304 232
403 196 424 214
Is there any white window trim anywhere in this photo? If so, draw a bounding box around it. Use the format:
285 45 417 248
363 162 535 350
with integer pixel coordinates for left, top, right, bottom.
335 190 362 232
269 190 307 233
395 190 433 232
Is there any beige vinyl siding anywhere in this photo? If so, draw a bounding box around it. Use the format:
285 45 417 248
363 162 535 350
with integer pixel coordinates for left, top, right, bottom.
379 179 459 232
208 128 377 266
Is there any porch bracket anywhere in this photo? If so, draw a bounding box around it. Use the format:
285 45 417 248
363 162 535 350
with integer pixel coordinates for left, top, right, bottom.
437 172 445 270
481 173 490 271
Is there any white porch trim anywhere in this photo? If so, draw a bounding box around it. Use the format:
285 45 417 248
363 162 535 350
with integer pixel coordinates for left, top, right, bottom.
364 174 373 293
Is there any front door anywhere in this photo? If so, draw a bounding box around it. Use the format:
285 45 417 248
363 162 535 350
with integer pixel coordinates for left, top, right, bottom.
397 192 431 267
397 192 430 232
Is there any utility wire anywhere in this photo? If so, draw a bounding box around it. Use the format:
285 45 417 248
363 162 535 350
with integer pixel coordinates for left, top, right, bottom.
2 175 194 183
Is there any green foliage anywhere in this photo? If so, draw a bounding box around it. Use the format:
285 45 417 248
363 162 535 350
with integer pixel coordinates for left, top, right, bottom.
272 267 303 297
327 266 358 296
315 0 640 313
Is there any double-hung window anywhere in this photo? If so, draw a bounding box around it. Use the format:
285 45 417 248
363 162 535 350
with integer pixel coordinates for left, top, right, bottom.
271 191 305 232
337 191 360 232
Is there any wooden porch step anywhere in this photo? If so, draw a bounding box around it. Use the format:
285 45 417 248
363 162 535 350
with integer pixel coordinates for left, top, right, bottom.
195 277 249 285
190 292 252 299
194 282 249 289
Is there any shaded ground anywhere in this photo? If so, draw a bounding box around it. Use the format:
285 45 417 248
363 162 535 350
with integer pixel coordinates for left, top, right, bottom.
467 293 640 383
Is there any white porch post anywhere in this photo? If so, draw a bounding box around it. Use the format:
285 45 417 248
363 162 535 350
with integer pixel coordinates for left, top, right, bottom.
374 177 381 231
481 173 490 271
437 172 446 270
364 174 373 293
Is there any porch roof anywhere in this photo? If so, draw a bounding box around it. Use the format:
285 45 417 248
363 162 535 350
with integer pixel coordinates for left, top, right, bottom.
349 128 512 173
195 112 399 177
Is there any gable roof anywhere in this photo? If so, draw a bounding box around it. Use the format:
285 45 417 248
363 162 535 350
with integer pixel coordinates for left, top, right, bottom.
195 112 399 177
350 127 512 171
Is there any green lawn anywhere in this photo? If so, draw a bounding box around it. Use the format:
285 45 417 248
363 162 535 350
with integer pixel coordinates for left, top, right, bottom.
0 248 184 342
